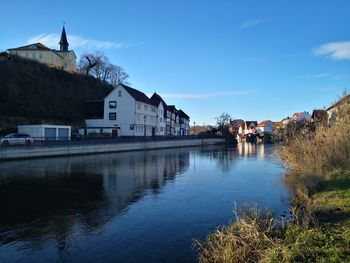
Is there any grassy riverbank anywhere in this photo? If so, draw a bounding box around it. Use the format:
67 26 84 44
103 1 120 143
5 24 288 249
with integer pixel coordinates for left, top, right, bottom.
196 99 350 262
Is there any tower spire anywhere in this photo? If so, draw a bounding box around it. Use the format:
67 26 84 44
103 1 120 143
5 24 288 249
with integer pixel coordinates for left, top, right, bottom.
59 25 69 51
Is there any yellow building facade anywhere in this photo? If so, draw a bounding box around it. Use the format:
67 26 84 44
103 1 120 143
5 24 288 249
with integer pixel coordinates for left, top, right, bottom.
8 26 76 73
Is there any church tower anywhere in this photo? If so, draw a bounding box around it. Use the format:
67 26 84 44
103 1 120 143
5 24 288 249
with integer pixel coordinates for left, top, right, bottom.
59 25 69 51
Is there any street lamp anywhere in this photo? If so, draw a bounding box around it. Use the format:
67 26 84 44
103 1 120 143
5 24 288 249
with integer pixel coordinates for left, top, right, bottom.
193 121 196 136
144 115 147 137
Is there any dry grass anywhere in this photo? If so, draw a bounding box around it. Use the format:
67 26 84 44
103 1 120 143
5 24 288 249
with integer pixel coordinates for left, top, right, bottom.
279 115 350 175
197 102 350 262
195 205 279 263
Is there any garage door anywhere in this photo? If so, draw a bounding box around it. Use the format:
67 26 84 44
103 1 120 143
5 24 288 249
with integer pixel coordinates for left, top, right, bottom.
44 128 56 141
58 128 69 140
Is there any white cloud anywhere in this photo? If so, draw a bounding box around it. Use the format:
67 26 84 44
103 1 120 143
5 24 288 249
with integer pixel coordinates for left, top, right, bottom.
155 91 249 99
297 73 332 79
238 19 263 30
27 33 129 49
314 41 350 60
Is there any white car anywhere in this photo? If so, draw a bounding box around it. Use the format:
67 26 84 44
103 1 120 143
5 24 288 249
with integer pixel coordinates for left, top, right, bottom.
0 133 34 147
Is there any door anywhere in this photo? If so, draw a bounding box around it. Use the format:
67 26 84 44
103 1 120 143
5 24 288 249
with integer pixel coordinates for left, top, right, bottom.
112 129 118 137
58 128 69 140
44 128 56 141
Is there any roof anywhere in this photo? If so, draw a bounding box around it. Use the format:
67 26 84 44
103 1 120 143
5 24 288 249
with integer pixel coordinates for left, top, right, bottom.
230 119 245 127
167 105 178 113
178 109 190 119
293 112 303 118
327 94 350 111
257 120 271 127
121 84 156 106
59 26 69 46
150 92 167 109
8 42 51 51
245 121 258 127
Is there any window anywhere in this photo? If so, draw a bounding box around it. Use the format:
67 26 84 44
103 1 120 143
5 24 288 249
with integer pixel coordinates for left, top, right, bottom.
137 103 141 110
109 112 116 120
160 118 163 123
39 53 43 59
144 105 148 111
32 53 36 59
151 107 156 112
160 127 164 132
25 52 28 58
109 101 116 109
130 124 134 130
118 90 122 97
136 113 140 121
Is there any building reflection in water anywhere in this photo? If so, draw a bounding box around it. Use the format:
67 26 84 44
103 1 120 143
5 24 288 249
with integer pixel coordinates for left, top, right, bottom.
0 148 190 248
0 143 274 259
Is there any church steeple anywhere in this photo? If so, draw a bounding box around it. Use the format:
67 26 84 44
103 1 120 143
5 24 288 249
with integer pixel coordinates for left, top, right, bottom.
59 25 69 51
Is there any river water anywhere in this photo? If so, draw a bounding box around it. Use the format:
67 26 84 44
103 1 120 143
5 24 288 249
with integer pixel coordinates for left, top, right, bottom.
0 143 291 263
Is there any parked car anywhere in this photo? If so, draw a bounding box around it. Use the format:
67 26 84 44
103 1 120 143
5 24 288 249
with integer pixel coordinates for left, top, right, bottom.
0 133 34 147
71 132 84 141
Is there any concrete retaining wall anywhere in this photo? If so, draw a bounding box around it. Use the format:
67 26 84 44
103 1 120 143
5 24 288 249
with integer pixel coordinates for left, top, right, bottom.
0 138 225 161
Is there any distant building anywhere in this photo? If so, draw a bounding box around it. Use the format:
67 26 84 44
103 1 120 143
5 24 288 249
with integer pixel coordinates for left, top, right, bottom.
257 120 274 135
311 109 327 124
229 119 245 135
150 93 167 136
178 110 190 136
7 26 76 72
244 121 258 134
292 111 311 122
327 94 350 123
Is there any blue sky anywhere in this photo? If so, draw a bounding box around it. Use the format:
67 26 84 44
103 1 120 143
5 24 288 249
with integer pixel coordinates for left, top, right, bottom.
1 0 350 125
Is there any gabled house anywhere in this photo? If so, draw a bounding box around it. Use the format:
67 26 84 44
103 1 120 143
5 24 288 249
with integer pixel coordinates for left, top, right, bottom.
167 105 178 135
257 120 274 135
311 109 327 123
244 121 258 134
150 93 167 136
84 84 157 136
229 119 245 135
292 111 311 122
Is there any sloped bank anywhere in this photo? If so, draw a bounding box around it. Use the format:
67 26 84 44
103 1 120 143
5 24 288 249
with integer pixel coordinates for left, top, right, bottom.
0 138 225 161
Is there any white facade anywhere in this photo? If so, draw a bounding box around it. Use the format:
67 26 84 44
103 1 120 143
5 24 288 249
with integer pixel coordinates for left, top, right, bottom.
18 124 71 141
155 103 166 136
257 120 274 135
85 84 157 137
292 111 311 122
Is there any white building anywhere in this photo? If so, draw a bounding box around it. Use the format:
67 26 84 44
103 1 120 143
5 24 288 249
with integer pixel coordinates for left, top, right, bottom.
150 93 167 136
84 84 157 137
256 120 274 135
18 124 71 141
292 111 311 122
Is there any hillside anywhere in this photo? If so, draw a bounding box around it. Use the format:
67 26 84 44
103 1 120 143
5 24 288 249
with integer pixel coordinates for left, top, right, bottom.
0 53 112 130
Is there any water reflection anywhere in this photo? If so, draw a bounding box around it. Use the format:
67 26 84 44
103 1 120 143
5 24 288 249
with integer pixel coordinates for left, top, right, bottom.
0 148 190 245
0 144 289 263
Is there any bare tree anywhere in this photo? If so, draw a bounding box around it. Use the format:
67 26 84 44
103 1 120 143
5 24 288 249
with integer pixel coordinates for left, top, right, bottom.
78 51 129 86
216 112 232 136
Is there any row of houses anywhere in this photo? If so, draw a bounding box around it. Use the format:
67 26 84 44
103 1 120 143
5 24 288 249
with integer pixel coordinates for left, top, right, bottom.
81 83 190 137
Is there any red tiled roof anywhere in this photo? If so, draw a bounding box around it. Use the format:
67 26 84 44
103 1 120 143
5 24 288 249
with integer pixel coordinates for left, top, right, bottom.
293 112 303 118
257 120 271 127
